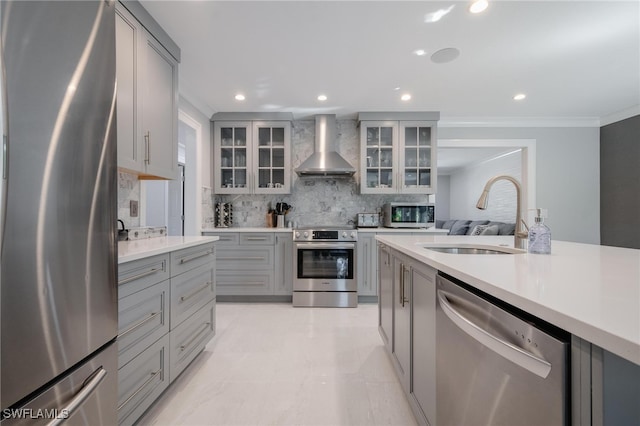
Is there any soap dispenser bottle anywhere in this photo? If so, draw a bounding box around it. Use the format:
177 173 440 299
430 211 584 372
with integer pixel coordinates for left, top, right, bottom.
528 208 551 254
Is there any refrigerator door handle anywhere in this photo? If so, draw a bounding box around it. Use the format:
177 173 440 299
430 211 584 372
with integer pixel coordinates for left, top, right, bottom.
437 289 552 378
46 367 107 426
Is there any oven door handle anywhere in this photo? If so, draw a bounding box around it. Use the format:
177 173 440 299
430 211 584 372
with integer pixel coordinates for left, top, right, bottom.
294 243 356 250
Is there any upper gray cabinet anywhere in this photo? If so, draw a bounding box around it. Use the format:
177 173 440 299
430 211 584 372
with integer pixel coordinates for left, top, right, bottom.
359 112 439 194
116 3 179 180
212 113 293 194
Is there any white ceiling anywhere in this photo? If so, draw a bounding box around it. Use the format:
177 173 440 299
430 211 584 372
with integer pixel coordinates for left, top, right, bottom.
140 1 640 123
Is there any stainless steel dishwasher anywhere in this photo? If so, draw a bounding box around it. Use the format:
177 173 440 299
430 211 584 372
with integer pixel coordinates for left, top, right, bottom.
436 274 570 426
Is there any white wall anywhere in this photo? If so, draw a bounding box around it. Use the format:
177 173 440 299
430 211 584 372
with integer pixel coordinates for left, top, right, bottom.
178 96 211 235
439 126 600 244
435 175 450 221
449 150 521 222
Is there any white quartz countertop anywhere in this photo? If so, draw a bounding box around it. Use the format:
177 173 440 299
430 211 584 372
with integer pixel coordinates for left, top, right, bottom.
201 227 292 233
375 234 640 366
118 236 219 264
358 227 450 234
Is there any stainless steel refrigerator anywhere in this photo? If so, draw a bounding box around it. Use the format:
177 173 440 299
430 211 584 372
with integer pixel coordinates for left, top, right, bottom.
1 1 118 424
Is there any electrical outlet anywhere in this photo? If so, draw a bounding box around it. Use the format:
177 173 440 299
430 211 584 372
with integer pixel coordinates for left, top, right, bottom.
130 200 139 217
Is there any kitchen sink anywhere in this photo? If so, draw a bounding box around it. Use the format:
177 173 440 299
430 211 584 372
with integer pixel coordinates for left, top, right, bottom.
420 244 525 255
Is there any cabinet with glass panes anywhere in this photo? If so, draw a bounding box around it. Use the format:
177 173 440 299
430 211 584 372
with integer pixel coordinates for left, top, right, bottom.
212 113 292 194
358 112 439 194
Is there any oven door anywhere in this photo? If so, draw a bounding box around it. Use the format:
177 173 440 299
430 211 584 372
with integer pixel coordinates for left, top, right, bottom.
294 242 357 291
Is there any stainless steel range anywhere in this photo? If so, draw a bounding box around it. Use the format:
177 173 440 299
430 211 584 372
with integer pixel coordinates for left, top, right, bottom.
293 226 358 307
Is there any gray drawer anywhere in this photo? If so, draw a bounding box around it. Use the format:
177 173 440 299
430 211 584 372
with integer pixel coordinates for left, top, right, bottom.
118 254 170 299
169 300 215 383
117 333 170 426
240 233 275 245
117 280 170 368
216 247 274 270
202 232 239 246
170 263 215 329
170 242 215 277
216 270 274 295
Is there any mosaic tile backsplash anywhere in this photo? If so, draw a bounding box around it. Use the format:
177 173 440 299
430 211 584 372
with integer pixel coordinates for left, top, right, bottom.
212 119 431 228
118 171 140 228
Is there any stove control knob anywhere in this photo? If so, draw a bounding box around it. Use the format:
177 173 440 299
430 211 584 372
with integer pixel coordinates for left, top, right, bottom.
342 231 347 238
295 231 300 238
303 231 309 238
350 232 356 239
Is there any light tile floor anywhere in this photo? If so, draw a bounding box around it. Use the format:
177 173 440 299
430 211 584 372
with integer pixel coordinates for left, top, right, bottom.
140 303 417 426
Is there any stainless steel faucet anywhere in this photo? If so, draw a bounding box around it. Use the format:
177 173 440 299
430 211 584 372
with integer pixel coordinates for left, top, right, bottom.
476 175 528 249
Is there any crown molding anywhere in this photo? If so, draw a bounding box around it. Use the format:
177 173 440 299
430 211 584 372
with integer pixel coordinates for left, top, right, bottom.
438 116 601 128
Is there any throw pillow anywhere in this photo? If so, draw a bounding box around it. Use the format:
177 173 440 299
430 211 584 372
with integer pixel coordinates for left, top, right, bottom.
480 224 500 235
470 224 490 235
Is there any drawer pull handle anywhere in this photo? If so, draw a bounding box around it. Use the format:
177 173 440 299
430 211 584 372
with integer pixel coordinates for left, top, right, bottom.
245 237 267 241
118 368 162 411
119 311 162 339
180 282 212 303
180 322 212 352
221 257 265 261
179 250 213 264
219 281 264 286
118 267 162 285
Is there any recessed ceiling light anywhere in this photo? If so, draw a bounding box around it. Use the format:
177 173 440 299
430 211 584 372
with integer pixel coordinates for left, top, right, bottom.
414 49 427 56
394 87 401 91
234 94 245 101
431 47 460 64
317 94 327 101
401 94 412 101
469 0 488 14
513 93 526 101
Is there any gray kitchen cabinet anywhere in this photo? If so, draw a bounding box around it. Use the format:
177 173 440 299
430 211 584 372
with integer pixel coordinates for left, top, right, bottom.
170 263 215 329
118 279 170 369
392 253 411 392
170 242 216 277
115 3 178 180
379 246 437 425
274 232 293 295
377 243 393 348
212 113 292 194
359 112 439 195
117 240 216 424
202 231 292 297
117 253 169 299
117 334 170 426
357 233 378 296
170 299 215 383
410 261 437 426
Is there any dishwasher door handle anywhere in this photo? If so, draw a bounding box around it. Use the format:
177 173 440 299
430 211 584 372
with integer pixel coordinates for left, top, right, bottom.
437 290 552 379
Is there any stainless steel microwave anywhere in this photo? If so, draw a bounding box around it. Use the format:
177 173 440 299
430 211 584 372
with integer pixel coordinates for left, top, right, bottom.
383 203 435 228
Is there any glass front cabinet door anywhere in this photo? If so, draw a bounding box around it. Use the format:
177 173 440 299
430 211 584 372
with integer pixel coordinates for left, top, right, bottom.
213 119 291 194
399 121 436 194
361 121 398 194
359 113 438 194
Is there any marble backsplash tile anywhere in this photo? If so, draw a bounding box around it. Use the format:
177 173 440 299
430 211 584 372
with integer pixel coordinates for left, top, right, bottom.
118 171 140 228
211 119 430 228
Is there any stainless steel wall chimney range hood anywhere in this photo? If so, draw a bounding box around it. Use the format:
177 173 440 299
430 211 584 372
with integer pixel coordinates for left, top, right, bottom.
295 115 356 177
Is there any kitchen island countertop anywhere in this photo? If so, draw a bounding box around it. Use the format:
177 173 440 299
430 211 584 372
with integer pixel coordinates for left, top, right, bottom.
119 236 219 264
375 234 640 365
